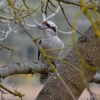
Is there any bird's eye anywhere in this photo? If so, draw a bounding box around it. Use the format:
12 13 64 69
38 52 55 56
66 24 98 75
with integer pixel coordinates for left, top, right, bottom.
45 24 56 32
50 27 56 32
42 23 56 32
45 23 50 28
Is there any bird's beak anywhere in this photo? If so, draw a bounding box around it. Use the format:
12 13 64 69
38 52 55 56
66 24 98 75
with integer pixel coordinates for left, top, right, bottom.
37 24 47 30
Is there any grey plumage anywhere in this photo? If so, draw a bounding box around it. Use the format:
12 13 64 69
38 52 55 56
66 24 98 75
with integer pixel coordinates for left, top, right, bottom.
37 21 64 84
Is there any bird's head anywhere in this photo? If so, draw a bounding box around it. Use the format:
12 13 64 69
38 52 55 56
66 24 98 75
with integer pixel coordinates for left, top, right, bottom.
37 21 57 36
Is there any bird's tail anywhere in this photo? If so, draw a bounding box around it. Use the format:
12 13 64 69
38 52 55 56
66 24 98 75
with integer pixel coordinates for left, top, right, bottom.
40 73 49 85
40 62 56 85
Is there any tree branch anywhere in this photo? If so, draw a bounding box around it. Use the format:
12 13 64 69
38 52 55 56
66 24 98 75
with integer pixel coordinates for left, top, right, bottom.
0 62 53 79
56 0 91 9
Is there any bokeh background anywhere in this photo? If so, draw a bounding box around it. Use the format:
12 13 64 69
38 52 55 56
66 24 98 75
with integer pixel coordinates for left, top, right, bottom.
0 0 100 100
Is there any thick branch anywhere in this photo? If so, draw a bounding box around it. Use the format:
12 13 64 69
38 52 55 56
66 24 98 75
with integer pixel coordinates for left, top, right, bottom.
0 62 53 79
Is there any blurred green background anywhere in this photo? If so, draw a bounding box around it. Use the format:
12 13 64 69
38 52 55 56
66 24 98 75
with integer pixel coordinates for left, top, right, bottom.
0 0 96 99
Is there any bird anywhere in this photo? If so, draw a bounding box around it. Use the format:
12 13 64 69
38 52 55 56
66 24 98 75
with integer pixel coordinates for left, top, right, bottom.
37 21 64 84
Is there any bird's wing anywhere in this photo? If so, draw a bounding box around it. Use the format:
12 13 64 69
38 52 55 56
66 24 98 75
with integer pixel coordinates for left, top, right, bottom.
38 40 42 61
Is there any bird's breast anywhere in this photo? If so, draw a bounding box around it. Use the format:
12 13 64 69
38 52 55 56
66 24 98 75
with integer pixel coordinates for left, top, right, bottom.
40 36 64 62
41 36 64 60
42 36 64 50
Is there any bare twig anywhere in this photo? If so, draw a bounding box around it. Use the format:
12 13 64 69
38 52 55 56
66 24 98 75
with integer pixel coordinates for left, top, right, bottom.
45 6 60 20
58 1 82 35
0 21 16 41
42 13 46 21
12 83 17 92
0 88 7 100
56 0 92 9
0 84 24 99
23 0 30 9
57 29 77 34
0 43 15 51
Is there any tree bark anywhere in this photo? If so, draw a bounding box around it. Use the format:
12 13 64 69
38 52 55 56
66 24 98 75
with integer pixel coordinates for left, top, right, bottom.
36 23 100 100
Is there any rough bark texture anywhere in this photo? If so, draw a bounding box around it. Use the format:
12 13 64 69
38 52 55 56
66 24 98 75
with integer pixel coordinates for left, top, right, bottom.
36 23 100 100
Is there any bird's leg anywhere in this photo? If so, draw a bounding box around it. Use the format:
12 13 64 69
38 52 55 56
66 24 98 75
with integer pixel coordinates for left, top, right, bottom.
39 61 51 85
37 61 50 76
44 61 51 76
51 62 57 68
44 61 57 75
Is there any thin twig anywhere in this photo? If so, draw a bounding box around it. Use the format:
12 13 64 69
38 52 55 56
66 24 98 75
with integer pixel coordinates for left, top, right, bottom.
42 13 46 21
0 84 25 98
45 6 60 20
57 29 77 34
58 1 82 35
23 0 30 9
0 43 15 51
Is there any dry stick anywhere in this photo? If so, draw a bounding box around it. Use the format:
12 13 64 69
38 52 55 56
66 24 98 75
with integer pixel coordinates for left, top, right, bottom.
0 88 7 100
56 0 89 8
57 29 77 34
41 0 46 14
0 43 15 51
47 0 56 13
57 0 82 7
45 0 49 15
42 13 46 21
0 84 24 98
49 0 56 8
0 89 7 94
23 0 30 9
48 4 56 13
44 0 56 15
58 1 82 35
57 0 100 14
45 5 60 20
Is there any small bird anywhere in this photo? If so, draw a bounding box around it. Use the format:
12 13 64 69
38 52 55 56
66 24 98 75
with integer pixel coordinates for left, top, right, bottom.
37 21 64 84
